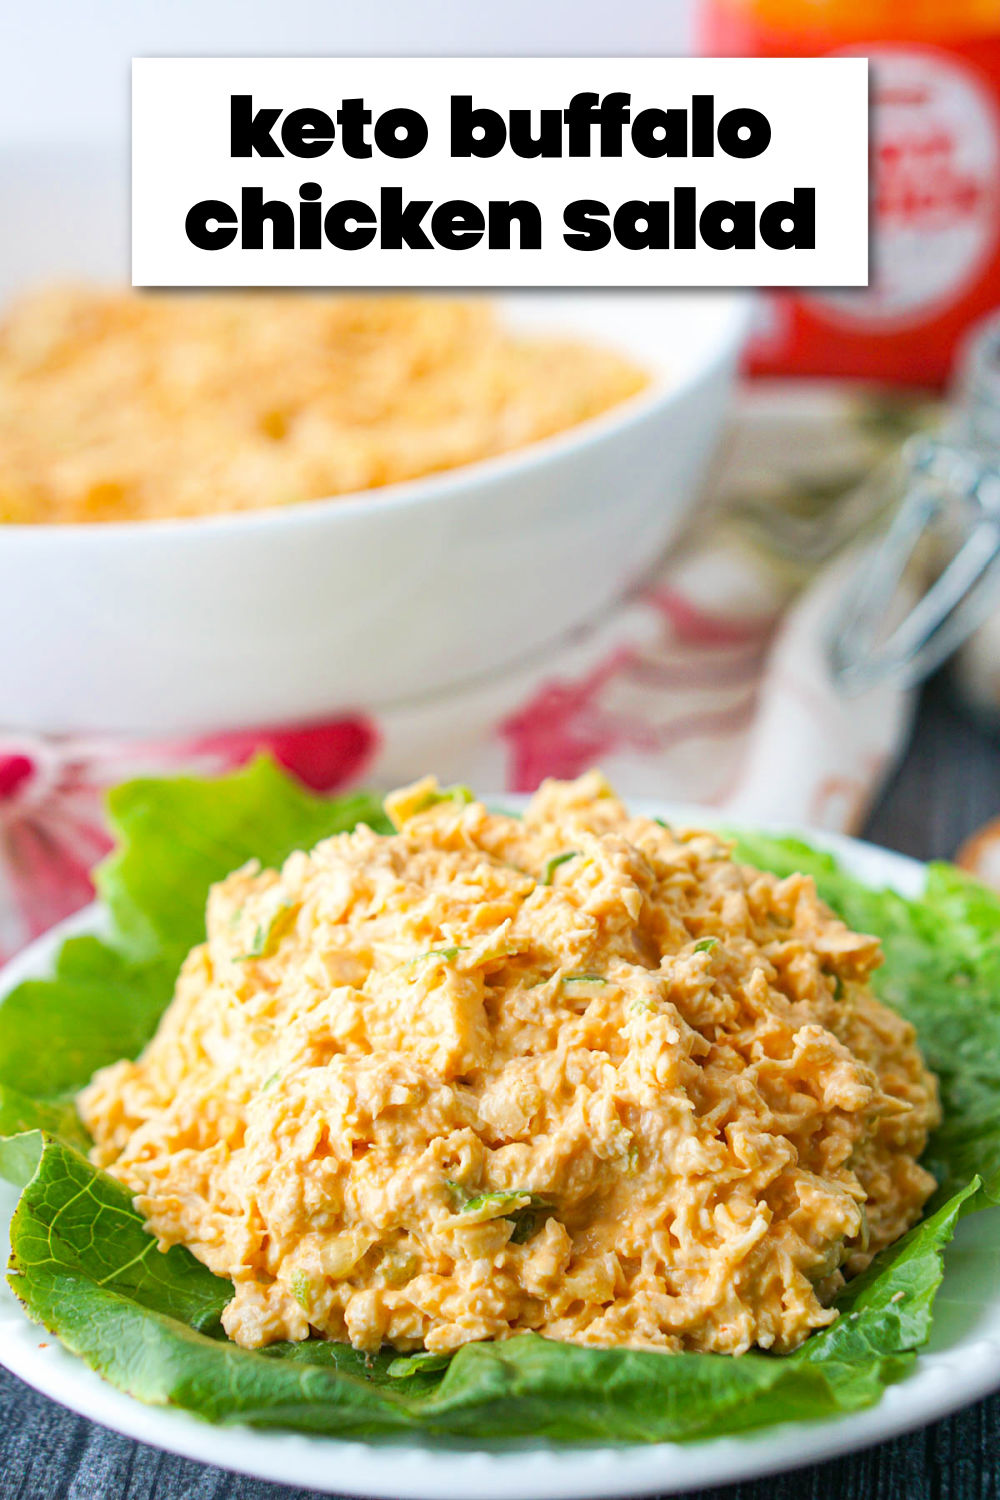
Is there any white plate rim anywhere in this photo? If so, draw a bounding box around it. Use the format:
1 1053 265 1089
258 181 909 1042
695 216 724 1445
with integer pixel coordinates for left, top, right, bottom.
2 803 999 1499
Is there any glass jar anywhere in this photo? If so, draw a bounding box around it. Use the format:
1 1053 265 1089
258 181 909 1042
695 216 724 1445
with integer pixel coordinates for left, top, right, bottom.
829 312 1000 694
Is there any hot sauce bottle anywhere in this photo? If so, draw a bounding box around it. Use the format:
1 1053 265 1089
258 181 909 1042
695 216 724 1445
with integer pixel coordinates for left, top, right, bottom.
701 0 1000 385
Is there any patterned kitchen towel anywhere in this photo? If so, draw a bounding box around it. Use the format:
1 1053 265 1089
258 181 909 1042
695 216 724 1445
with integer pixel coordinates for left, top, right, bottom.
0 382 928 960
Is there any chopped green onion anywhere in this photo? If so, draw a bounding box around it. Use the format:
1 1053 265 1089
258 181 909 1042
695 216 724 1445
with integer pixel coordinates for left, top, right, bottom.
562 973 606 985
407 945 466 969
236 902 298 961
509 1210 543 1244
461 1188 548 1215
289 1271 313 1312
380 1248 419 1286
387 781 476 828
414 784 474 813
449 1185 552 1244
693 937 718 954
540 850 579 885
260 1070 281 1092
443 1178 467 1206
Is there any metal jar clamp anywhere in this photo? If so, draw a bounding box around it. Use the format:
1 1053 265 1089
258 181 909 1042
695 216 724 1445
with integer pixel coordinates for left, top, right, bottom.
829 314 1000 693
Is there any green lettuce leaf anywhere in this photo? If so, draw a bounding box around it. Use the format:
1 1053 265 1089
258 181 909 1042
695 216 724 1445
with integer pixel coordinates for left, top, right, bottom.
3 1133 978 1441
730 832 1000 1207
0 763 997 1443
0 759 388 1136
95 759 390 961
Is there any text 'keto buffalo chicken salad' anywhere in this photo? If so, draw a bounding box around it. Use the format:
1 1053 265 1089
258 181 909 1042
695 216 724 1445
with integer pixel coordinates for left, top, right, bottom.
0 763 998 1442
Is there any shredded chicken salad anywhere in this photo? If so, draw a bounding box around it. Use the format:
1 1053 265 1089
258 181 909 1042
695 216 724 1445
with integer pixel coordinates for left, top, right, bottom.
0 290 647 523
79 773 938 1359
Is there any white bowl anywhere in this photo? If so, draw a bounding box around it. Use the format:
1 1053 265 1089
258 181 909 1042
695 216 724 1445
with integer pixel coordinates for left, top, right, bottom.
0 146 749 735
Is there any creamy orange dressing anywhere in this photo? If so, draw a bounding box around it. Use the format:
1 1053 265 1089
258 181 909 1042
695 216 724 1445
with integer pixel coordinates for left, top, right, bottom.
79 774 938 1356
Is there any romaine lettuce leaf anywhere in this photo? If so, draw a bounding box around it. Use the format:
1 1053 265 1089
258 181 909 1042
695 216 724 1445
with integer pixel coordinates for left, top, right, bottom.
96 758 391 961
3 1132 979 1441
0 763 997 1443
0 759 388 1134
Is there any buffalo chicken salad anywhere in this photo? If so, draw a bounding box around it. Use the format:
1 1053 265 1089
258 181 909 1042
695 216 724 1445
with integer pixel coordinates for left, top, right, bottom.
0 761 997 1443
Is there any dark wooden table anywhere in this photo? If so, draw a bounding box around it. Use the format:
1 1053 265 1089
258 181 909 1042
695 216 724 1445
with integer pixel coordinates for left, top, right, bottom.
2 673 999 1500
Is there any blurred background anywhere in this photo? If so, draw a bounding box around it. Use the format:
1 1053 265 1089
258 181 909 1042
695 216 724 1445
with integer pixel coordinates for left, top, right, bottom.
3 0 694 143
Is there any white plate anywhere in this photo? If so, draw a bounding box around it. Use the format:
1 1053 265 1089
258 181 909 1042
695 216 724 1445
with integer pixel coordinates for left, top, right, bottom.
2 815 999 1498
